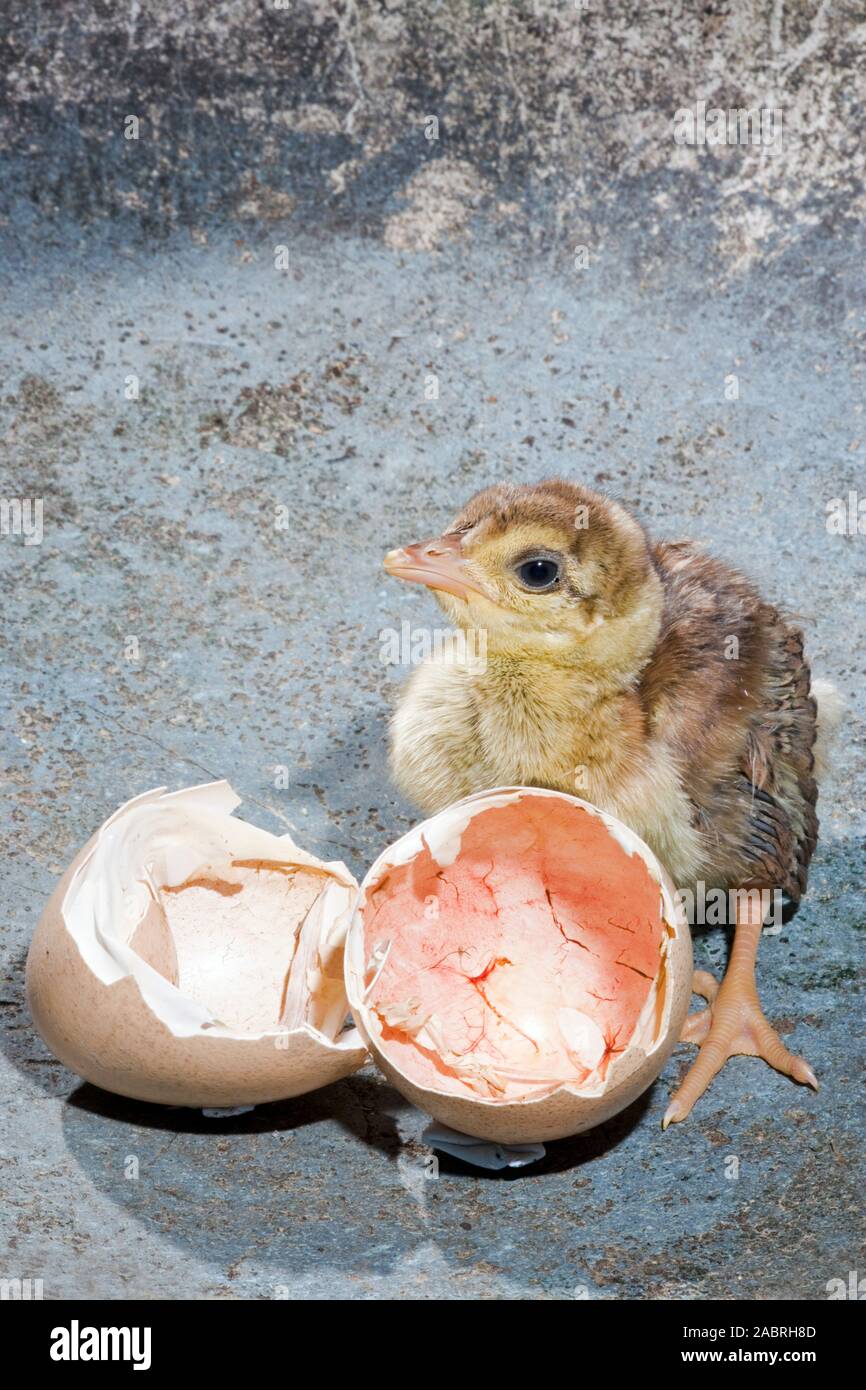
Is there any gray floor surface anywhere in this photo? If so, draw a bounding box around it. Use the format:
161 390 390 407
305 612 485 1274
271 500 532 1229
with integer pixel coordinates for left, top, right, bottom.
1 216 864 1298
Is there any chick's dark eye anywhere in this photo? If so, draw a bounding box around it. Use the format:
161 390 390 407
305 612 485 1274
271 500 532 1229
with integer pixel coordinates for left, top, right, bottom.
516 557 561 590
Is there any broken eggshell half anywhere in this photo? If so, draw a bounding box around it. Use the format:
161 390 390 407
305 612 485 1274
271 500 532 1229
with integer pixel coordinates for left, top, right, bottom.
26 782 368 1107
346 787 692 1144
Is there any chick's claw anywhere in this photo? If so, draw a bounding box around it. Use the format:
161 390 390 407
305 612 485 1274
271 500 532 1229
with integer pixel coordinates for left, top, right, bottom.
663 967 818 1129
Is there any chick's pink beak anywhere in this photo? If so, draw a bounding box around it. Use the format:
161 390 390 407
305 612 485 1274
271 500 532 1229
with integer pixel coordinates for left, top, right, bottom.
383 533 488 602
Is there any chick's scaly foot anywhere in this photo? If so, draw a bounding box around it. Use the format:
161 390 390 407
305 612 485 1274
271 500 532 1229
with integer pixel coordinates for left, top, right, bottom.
663 967 818 1128
678 970 719 1044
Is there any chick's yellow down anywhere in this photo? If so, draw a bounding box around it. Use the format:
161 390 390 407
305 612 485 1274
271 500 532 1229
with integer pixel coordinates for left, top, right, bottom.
384 479 843 1124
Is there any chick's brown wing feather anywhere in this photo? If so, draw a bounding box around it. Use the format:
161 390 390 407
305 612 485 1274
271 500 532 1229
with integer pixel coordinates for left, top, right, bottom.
737 620 819 906
640 541 818 906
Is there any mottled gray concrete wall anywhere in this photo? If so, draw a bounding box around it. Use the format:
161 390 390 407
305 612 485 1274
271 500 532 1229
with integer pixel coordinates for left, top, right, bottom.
3 1 864 278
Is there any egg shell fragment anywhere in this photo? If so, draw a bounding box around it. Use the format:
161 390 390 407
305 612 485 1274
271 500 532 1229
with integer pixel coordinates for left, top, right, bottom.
346 787 692 1144
26 782 368 1107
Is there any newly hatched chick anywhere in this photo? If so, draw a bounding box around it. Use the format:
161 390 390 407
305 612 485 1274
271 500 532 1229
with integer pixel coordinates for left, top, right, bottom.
384 479 843 1124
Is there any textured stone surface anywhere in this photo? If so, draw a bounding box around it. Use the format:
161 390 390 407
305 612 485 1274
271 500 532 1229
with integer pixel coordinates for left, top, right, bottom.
1 1 864 1300
3 1 865 271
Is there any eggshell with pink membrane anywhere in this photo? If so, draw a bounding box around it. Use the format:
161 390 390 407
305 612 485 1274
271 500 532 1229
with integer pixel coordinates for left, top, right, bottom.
345 786 692 1143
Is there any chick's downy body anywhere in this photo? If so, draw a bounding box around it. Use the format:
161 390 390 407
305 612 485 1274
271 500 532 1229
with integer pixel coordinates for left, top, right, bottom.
384 479 842 1123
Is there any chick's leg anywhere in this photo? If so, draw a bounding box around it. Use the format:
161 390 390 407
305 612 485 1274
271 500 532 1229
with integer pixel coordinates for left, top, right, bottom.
663 897 818 1128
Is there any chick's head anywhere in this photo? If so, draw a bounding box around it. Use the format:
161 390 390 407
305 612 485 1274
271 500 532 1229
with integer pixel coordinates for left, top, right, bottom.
385 479 663 666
